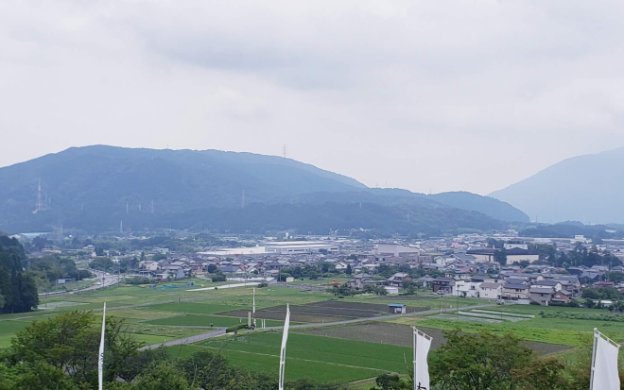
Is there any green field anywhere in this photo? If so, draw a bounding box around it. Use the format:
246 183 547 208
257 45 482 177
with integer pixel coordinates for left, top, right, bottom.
4 280 624 386
169 331 412 384
0 280 332 348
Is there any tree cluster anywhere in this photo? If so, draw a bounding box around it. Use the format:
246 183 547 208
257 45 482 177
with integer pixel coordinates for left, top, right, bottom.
0 236 38 314
28 255 92 288
89 257 116 272
329 283 387 297
536 243 622 269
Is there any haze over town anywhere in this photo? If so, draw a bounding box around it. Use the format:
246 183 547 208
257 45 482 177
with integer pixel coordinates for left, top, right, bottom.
2 1 624 194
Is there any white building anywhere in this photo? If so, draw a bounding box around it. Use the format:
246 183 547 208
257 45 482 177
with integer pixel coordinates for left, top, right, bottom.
266 241 337 254
384 286 400 295
506 249 540 265
478 282 502 299
453 280 481 298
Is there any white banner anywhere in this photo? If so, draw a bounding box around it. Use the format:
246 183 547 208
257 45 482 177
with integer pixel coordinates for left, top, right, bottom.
98 302 106 390
413 328 432 390
279 304 290 390
591 329 620 390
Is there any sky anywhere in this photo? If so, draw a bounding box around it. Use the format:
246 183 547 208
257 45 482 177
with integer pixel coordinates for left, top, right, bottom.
1 0 624 195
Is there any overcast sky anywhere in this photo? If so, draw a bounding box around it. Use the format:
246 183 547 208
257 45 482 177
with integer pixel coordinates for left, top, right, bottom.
1 1 624 195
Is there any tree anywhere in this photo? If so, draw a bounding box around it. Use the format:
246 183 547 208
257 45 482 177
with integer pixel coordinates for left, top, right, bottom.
0 361 18 390
345 264 353 275
402 280 416 295
10 311 142 388
133 361 189 390
211 273 227 282
372 373 408 389
493 250 507 266
89 257 115 272
14 360 77 390
0 236 38 313
180 350 276 389
430 330 533 390
511 356 571 390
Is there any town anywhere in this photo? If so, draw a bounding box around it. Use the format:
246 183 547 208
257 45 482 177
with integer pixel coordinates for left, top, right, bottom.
20 230 624 309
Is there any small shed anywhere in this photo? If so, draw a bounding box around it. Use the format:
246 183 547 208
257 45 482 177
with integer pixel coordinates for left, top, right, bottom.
387 303 407 314
384 286 400 295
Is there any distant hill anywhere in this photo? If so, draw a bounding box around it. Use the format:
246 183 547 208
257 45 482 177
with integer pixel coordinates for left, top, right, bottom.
491 147 624 224
0 145 526 234
290 189 529 223
428 191 529 223
519 221 621 240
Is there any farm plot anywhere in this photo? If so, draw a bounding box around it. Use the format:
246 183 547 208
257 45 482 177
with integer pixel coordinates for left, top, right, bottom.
221 300 425 323
137 302 234 315
144 314 283 328
297 321 569 356
38 301 88 310
431 313 503 324
296 322 446 350
428 308 534 325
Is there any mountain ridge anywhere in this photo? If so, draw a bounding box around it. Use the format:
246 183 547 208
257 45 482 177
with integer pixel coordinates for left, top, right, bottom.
491 147 624 224
0 145 528 234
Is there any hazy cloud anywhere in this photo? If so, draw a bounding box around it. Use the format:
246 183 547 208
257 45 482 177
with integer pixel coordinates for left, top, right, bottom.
2 0 624 194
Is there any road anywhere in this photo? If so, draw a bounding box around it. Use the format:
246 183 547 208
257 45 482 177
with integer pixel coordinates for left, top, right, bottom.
139 302 496 349
39 269 119 297
139 328 227 351
266 303 497 331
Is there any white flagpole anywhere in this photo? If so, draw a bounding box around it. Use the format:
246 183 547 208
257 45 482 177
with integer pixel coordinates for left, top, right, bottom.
413 327 417 390
253 288 256 328
98 302 106 390
590 328 598 390
590 328 621 390
413 328 432 390
279 304 290 390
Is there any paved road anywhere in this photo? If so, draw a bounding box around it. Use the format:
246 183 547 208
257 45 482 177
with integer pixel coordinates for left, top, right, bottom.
139 303 496 349
139 328 227 351
39 269 119 297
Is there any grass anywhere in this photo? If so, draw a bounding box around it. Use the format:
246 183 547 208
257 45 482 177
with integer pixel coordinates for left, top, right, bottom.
0 320 31 348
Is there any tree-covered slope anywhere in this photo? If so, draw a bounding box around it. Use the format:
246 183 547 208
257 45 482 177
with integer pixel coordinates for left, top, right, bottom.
429 191 529 222
0 145 364 232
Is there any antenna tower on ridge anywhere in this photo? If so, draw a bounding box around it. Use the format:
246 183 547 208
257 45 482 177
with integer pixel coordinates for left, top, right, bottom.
33 180 45 214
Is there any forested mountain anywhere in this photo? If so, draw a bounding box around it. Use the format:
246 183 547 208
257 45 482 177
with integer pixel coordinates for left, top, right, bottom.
428 191 529 223
491 147 624 224
0 236 38 313
0 146 527 235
